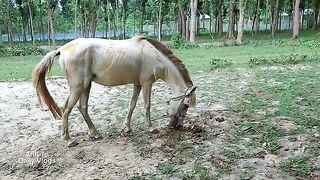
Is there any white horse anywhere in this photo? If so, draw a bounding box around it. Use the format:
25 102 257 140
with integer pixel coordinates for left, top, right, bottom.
33 36 196 147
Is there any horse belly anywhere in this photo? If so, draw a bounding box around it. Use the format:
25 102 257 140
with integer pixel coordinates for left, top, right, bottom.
93 67 140 86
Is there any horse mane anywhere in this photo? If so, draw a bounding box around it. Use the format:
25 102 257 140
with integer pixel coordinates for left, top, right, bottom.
138 36 193 87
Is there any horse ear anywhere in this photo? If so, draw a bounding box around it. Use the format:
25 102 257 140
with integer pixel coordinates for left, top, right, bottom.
186 86 197 97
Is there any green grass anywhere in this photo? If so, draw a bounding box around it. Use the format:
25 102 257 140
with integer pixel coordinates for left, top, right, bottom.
0 55 62 81
279 156 312 177
1 31 320 178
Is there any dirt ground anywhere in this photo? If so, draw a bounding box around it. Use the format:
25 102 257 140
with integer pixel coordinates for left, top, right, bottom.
0 70 309 179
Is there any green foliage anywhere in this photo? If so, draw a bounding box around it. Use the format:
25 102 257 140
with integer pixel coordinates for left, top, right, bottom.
159 163 175 175
192 164 210 180
0 45 47 57
249 53 320 66
170 33 184 48
210 58 232 69
279 156 312 177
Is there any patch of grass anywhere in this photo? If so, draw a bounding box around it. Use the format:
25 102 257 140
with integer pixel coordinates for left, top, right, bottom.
192 164 210 179
0 55 62 81
128 176 142 180
159 163 175 175
278 156 312 177
210 58 232 69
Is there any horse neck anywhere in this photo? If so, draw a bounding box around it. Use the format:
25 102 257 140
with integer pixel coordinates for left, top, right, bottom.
161 63 188 96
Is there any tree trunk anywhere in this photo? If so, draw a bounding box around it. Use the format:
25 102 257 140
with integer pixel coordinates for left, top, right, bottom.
190 0 198 43
271 0 279 38
179 9 187 40
237 0 247 44
314 0 320 29
107 0 111 39
186 17 190 40
292 0 300 39
252 0 260 36
217 0 223 36
22 19 27 42
90 0 100 38
139 0 147 34
0 25 2 45
227 0 235 40
158 0 162 41
28 1 35 45
279 11 282 30
74 0 78 38
301 9 304 29
7 0 13 47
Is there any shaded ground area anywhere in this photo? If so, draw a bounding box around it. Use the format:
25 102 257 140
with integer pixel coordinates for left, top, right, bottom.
0 65 319 179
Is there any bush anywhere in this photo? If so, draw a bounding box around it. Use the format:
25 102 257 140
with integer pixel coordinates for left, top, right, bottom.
170 33 184 48
210 58 232 69
0 45 47 57
249 53 320 66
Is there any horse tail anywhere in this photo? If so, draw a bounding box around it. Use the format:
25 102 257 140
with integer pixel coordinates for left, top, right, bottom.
32 50 62 119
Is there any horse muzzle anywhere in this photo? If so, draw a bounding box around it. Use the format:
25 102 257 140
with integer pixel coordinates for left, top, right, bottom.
169 114 185 129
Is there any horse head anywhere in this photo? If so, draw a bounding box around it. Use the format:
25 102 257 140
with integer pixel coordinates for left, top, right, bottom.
168 86 197 129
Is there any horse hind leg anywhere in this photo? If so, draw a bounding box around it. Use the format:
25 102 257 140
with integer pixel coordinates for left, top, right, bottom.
78 81 102 140
121 84 141 133
61 86 83 147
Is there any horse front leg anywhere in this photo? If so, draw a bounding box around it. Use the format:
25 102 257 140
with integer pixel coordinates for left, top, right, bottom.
122 84 141 133
142 84 159 133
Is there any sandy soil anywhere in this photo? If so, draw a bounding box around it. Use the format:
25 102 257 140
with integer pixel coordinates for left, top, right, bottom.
0 71 301 179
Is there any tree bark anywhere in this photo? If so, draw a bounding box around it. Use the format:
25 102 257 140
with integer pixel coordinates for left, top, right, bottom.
139 0 147 34
252 0 260 36
74 0 78 38
292 0 300 39
217 0 223 36
190 0 198 43
179 8 187 40
227 0 235 40
314 0 320 29
0 24 2 45
90 0 100 38
28 1 35 45
237 0 247 44
271 0 279 38
158 0 162 41
186 17 190 40
7 0 13 47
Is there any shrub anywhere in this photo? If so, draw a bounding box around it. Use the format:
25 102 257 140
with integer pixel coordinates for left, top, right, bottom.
210 58 232 69
170 33 184 48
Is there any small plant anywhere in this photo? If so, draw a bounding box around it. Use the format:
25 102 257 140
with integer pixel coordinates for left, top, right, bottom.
278 156 312 177
193 164 210 179
210 58 232 69
159 163 175 175
170 33 184 48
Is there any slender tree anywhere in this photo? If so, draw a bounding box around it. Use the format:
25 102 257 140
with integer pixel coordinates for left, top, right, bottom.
237 0 247 44
190 0 198 43
217 0 223 36
28 0 35 45
314 0 320 29
6 0 13 46
158 0 163 41
227 0 235 40
252 0 261 36
292 0 300 39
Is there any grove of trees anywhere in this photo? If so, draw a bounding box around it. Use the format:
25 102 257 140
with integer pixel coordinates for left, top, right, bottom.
0 0 319 46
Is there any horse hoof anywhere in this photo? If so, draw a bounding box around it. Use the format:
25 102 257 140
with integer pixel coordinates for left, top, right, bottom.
121 127 132 134
67 140 79 147
149 128 159 134
89 133 103 140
